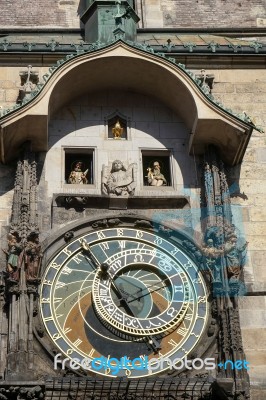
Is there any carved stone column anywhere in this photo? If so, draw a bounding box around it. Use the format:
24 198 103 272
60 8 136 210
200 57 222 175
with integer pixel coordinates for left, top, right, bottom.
201 146 250 399
4 146 41 380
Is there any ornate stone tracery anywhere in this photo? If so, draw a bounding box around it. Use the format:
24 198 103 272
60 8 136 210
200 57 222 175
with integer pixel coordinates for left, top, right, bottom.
10 151 39 241
2 146 42 380
201 146 249 398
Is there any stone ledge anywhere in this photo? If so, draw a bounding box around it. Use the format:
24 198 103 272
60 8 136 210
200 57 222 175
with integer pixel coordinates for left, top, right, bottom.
53 193 189 210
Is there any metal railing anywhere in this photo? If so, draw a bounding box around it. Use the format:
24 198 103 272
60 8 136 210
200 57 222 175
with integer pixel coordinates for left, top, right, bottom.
45 376 213 400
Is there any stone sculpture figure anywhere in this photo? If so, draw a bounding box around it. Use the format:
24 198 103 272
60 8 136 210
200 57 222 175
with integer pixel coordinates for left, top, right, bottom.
147 161 167 186
102 160 137 196
68 161 88 184
202 238 224 259
23 233 42 282
201 233 248 289
224 236 248 280
201 238 224 283
3 232 22 282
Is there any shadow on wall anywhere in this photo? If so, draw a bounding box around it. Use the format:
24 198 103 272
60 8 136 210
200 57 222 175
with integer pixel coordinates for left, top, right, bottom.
77 0 87 31
226 164 248 201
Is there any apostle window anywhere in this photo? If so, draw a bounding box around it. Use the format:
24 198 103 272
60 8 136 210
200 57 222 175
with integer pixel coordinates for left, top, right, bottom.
142 151 172 187
64 149 94 184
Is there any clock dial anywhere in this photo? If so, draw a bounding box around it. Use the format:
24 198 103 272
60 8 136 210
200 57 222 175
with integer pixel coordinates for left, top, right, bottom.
93 246 190 336
40 227 208 378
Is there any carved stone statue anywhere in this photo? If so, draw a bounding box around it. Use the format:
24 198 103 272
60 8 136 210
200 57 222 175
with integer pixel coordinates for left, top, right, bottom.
112 120 123 139
146 161 167 186
224 236 248 280
201 238 224 282
3 232 22 282
102 160 137 196
202 238 224 259
68 161 88 184
201 233 248 289
23 233 42 282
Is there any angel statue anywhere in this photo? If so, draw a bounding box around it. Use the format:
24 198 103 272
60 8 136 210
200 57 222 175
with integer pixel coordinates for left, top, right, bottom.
102 160 137 196
112 120 123 139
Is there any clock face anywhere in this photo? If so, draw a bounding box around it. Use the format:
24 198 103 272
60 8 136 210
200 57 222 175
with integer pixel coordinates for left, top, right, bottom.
40 226 208 378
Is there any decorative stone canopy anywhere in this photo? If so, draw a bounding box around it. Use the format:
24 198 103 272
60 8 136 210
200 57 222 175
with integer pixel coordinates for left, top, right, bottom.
0 40 254 165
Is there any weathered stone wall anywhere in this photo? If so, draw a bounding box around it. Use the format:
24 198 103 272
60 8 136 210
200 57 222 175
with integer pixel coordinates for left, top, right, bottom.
0 0 265 29
0 0 84 28
0 66 49 110
138 0 266 28
161 0 266 28
0 67 22 108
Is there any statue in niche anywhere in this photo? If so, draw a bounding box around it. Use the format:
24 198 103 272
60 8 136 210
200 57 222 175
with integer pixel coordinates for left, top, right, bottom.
224 235 248 280
112 120 123 139
201 231 248 286
68 161 88 184
202 238 224 259
102 160 137 196
23 232 42 282
146 161 167 186
3 232 22 283
202 238 224 283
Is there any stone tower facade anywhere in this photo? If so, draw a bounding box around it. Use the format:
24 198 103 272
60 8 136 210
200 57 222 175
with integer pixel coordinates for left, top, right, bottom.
0 1 265 400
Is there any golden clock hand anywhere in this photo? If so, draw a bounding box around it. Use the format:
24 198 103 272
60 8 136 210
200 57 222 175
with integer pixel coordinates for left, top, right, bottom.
81 238 100 269
82 239 162 353
98 264 162 353
81 239 143 297
98 263 137 317
80 240 136 316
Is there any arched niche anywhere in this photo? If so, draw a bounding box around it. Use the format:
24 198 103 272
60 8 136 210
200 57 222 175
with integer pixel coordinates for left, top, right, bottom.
105 110 130 140
0 41 253 165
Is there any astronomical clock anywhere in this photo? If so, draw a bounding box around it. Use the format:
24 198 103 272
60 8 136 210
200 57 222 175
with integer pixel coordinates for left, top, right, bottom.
39 218 210 379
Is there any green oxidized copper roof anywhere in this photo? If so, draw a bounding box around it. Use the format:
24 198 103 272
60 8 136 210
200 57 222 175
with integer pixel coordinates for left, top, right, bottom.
0 32 265 53
137 33 261 47
0 38 262 132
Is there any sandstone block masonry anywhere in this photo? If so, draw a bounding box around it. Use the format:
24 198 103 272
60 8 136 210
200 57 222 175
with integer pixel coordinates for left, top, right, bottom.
0 0 82 28
0 0 265 29
210 68 266 394
146 0 266 28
